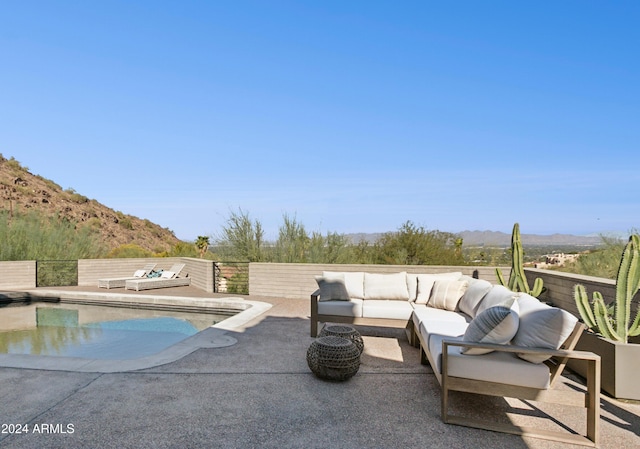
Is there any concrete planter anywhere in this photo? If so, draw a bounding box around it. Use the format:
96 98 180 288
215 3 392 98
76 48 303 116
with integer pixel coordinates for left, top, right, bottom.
569 331 640 401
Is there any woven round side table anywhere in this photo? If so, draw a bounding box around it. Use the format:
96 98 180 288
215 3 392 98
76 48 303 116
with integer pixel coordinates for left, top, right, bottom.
306 336 361 381
318 324 364 355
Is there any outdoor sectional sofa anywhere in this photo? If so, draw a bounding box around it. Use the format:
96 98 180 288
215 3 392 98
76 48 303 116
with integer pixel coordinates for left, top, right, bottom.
311 271 601 447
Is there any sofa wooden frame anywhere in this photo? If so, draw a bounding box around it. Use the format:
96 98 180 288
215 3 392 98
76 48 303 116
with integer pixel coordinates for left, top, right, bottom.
415 321 600 447
310 289 414 338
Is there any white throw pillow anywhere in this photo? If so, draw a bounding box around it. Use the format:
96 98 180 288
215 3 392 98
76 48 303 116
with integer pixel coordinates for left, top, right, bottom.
513 293 579 363
461 297 520 355
323 271 364 299
414 272 463 304
363 272 410 300
428 279 469 311
133 270 147 278
315 275 350 301
458 277 493 318
160 270 175 279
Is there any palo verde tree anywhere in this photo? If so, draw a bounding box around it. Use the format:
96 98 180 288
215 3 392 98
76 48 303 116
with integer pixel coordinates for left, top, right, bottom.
274 214 309 263
215 208 265 262
373 221 465 265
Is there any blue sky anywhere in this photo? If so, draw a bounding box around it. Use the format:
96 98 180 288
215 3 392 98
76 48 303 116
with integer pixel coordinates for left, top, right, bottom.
2 1 638 241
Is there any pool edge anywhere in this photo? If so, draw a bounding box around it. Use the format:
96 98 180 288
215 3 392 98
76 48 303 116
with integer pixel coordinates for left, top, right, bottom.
0 290 273 373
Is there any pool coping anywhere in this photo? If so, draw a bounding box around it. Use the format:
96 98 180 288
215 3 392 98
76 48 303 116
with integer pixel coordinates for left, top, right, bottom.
0 289 272 373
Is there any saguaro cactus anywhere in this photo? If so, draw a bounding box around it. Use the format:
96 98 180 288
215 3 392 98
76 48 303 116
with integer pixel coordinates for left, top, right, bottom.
496 223 545 297
574 234 640 343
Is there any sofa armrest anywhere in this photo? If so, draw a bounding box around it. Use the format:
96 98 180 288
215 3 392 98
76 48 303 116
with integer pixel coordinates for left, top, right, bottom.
310 289 320 337
440 340 601 446
442 339 600 363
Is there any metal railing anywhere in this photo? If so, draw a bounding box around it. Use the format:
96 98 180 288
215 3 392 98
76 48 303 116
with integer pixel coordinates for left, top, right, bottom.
214 261 249 294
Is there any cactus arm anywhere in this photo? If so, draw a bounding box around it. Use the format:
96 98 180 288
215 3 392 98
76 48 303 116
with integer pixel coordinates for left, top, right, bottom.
530 277 544 297
511 223 529 292
614 235 640 342
629 310 640 337
574 284 598 330
594 296 622 341
496 268 507 287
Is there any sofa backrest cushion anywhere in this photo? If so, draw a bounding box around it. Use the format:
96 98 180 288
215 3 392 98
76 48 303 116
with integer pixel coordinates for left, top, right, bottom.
322 271 365 299
363 272 410 300
458 276 493 318
513 293 579 363
428 279 469 311
461 297 519 355
476 285 519 316
414 272 463 304
315 274 350 301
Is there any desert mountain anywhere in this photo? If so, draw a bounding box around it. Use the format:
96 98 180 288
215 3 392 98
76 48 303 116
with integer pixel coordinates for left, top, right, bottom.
346 230 604 247
0 155 181 253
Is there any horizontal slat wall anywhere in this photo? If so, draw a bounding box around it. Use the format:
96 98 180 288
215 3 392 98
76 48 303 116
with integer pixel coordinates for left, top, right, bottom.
181 258 215 292
0 261 36 289
249 263 510 300
523 267 625 316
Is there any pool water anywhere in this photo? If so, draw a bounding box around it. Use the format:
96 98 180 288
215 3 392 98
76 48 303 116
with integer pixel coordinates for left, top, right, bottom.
0 302 231 360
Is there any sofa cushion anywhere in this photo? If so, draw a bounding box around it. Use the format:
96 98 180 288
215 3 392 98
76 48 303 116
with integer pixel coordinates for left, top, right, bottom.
414 272 463 304
317 299 364 318
323 271 365 299
458 276 493 318
362 300 414 320
315 274 350 301
476 284 519 316
429 334 551 390
513 293 578 364
364 272 410 300
428 279 469 311
412 304 471 324
461 297 519 355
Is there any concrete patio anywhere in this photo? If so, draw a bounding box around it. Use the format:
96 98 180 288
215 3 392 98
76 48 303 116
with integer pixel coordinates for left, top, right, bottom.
1 286 639 448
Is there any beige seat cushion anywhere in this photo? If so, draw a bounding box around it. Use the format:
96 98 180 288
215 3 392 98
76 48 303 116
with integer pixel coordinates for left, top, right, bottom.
317 299 364 318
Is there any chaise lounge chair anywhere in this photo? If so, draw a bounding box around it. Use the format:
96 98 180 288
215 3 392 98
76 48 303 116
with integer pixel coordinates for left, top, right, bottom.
98 263 158 289
124 263 190 291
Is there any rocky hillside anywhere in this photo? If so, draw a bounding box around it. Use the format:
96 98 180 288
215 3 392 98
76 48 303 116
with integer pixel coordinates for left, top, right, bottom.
0 155 181 253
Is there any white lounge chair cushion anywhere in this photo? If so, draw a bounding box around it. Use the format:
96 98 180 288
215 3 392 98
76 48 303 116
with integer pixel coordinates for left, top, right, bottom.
513 293 578 363
430 334 551 390
160 271 176 279
315 274 349 301
428 279 469 311
323 271 365 299
317 299 364 318
461 297 519 355
458 276 493 318
363 272 409 300
362 300 414 319
413 272 463 304
133 270 147 278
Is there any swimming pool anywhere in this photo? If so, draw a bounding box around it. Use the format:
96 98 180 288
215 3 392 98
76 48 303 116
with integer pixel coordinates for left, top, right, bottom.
0 302 230 360
0 290 272 372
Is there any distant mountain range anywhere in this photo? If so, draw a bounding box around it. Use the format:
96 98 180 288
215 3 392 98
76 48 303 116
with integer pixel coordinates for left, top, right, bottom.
346 230 610 247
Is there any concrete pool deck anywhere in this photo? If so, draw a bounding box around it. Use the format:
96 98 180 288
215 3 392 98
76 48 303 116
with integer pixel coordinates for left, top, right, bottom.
1 286 640 448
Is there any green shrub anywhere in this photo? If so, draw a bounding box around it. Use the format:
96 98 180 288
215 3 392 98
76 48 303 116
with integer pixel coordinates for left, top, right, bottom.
0 209 106 260
107 244 153 258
